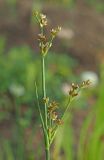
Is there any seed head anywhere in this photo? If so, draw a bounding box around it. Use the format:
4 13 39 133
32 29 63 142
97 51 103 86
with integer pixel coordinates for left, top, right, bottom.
71 83 79 90
69 83 79 98
50 112 58 121
55 118 63 125
40 13 48 27
50 26 61 38
38 34 46 42
34 12 48 27
80 80 91 88
48 101 59 113
43 97 49 104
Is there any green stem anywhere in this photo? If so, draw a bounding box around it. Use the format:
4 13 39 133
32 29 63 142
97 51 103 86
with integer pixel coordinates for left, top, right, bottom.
40 26 50 160
42 57 48 128
46 148 50 160
41 56 50 160
62 96 71 120
35 82 45 132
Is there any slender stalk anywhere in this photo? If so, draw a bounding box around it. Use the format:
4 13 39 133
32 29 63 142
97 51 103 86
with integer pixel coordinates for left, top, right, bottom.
41 56 50 160
42 57 48 128
35 82 45 132
46 148 50 160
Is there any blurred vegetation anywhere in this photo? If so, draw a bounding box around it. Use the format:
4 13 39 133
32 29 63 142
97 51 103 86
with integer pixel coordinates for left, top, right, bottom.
1 0 104 13
0 0 104 159
78 64 104 160
52 113 74 160
86 0 104 12
0 35 77 105
36 0 104 12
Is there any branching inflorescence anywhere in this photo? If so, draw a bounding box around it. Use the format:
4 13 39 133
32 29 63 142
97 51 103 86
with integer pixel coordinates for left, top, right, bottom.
34 11 91 160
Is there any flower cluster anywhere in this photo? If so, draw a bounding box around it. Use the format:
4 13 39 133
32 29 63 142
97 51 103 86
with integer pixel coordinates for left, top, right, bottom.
34 11 61 57
43 98 63 126
50 26 61 39
48 101 62 125
69 83 79 98
69 80 91 99
80 80 91 88
34 12 48 27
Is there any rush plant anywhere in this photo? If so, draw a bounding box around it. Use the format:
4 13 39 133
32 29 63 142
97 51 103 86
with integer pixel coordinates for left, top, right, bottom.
34 11 91 160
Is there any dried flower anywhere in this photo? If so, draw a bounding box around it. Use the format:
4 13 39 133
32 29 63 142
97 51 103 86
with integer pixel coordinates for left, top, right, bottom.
40 13 48 27
43 97 49 104
81 71 98 87
50 26 61 38
55 118 63 125
33 12 48 27
50 112 58 121
71 83 79 90
69 83 79 98
38 34 46 42
39 42 52 56
48 101 59 113
80 80 91 88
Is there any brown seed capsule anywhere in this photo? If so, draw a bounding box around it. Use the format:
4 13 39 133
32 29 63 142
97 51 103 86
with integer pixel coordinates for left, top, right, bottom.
43 97 49 104
50 112 58 121
72 92 78 97
40 14 46 19
56 118 63 125
48 102 58 113
80 80 91 88
69 88 74 96
50 26 61 38
40 14 48 27
71 83 79 90
38 34 46 42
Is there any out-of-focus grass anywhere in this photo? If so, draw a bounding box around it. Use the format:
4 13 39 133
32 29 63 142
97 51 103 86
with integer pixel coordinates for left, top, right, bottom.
78 64 104 160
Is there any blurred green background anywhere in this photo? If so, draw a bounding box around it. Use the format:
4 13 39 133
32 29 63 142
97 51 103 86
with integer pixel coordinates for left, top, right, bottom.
0 0 104 159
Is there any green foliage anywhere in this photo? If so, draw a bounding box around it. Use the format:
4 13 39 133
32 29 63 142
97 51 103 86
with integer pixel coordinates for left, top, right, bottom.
0 36 6 54
46 53 77 100
6 0 17 7
0 43 77 105
2 140 14 160
53 113 74 160
78 64 104 160
36 0 75 8
86 0 104 12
